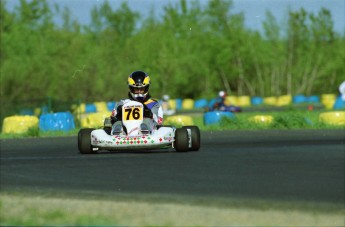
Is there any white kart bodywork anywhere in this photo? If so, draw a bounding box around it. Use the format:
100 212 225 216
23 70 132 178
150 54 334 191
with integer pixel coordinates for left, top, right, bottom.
91 100 175 151
78 100 200 153
91 126 175 150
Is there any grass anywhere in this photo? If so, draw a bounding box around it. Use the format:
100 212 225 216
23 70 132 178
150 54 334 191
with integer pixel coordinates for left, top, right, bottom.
1 192 344 226
188 110 345 131
0 128 80 139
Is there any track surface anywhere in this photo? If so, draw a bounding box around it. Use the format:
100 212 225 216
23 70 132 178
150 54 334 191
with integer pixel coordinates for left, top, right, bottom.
1 130 344 206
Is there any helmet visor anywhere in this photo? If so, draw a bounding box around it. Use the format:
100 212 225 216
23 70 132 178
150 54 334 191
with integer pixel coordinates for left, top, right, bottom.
129 85 149 94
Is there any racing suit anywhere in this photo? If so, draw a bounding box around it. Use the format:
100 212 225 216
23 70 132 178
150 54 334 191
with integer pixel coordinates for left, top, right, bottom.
110 93 163 134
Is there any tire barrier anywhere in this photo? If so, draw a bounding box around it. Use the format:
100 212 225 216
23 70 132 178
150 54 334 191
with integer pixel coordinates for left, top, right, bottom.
293 95 307 104
182 99 194 110
263 96 277 106
168 99 177 110
2 115 39 134
72 103 86 114
194 99 208 109
251 96 263 105
333 97 345 110
80 112 111 128
319 111 345 126
321 94 336 109
165 115 194 126
307 95 320 103
175 99 183 110
94 102 108 112
225 96 238 106
107 101 116 111
249 115 273 124
277 95 292 106
85 104 97 113
237 96 251 107
203 111 235 125
39 112 75 132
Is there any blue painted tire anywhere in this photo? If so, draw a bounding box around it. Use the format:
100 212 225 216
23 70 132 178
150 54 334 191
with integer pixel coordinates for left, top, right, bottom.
251 96 263 105
194 99 208 109
293 95 307 104
39 112 75 132
204 111 235 125
307 95 320 103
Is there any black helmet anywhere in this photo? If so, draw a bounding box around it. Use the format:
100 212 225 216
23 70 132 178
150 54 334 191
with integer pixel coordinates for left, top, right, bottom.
128 71 150 101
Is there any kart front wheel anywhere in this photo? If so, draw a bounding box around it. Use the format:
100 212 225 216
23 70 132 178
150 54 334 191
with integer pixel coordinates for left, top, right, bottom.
78 128 96 154
183 126 201 151
174 128 189 152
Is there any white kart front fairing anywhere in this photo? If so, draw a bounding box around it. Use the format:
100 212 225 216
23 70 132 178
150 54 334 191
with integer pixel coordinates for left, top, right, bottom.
91 127 174 150
90 100 175 151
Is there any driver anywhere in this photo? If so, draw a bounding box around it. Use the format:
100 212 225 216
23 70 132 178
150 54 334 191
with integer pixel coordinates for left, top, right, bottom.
110 71 163 135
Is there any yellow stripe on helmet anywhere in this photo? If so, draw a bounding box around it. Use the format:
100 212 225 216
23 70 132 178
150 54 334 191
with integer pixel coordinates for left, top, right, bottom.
143 76 150 85
128 77 136 85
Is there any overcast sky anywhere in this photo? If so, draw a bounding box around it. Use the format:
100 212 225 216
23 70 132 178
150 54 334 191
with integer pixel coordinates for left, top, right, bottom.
5 0 345 33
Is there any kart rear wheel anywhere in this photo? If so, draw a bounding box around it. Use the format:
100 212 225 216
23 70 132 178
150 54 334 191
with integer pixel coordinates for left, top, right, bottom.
78 128 96 154
183 126 201 151
174 128 189 152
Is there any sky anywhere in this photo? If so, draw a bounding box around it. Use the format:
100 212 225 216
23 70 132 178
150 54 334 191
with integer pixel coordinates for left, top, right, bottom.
4 0 345 33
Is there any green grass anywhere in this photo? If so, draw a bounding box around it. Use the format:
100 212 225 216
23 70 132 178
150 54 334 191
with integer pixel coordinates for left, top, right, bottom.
1 192 344 226
195 110 345 130
0 128 80 139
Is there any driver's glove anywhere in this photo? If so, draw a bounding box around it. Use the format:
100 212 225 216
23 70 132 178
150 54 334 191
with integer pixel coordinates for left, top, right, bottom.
115 105 123 121
143 105 153 118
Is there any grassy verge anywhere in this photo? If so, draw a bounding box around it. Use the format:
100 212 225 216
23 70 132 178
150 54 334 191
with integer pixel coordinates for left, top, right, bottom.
171 110 345 131
1 192 344 226
197 110 345 131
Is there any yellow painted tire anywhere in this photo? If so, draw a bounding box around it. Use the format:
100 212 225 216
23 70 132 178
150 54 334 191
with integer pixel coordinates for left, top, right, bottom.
249 115 273 124
2 115 39 134
165 115 194 126
80 112 111 128
182 99 194 110
237 96 251 107
319 111 345 126
264 97 277 106
94 102 108 112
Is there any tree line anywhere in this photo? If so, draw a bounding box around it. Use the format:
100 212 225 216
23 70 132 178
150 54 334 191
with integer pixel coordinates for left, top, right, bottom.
1 0 344 105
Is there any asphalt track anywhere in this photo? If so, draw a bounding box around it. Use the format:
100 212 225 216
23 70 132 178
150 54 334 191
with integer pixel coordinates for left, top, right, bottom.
1 130 344 207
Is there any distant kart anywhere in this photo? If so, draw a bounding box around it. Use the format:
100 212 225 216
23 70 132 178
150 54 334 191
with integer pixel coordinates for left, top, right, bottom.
78 100 201 154
217 105 242 113
208 105 242 113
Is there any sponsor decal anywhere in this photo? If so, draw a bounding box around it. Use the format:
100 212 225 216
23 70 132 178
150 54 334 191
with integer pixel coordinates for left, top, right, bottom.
164 136 173 141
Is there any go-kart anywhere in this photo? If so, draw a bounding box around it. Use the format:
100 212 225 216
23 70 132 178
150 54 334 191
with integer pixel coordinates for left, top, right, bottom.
78 100 201 154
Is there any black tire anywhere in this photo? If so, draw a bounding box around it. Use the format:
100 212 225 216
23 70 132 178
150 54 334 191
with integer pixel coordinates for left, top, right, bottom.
78 128 96 154
183 126 201 151
174 128 189 152
156 125 174 129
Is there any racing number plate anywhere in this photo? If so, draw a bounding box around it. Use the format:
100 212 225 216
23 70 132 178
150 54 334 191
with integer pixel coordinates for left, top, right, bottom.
122 105 143 121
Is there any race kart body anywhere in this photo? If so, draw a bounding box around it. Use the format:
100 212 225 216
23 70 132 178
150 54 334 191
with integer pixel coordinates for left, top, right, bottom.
215 105 242 113
78 100 200 154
